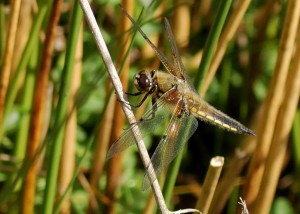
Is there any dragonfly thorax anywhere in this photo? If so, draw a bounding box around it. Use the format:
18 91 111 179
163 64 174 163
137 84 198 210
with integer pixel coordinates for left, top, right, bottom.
134 69 157 92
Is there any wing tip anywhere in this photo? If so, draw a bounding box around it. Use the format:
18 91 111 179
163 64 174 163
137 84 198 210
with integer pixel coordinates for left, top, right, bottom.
106 151 114 160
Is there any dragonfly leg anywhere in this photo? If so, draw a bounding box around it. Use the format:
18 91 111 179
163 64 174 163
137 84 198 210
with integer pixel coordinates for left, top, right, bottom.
125 91 143 96
116 96 131 107
116 91 145 108
150 97 159 119
128 90 153 108
139 97 159 123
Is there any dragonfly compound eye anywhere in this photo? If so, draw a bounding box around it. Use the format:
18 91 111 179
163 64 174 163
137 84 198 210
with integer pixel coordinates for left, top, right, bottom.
134 71 152 91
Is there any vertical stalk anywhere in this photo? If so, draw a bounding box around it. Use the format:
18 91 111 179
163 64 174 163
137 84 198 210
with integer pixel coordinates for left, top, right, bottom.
104 1 134 213
200 0 251 96
0 0 21 136
41 2 82 213
292 110 300 169
22 0 63 213
243 0 300 207
195 0 233 91
195 156 224 213
253 22 300 214
4 5 48 126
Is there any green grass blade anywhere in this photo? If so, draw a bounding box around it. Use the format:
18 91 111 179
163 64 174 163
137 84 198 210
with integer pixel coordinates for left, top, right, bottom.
293 109 300 170
195 0 233 91
41 2 83 213
14 38 39 163
3 4 48 128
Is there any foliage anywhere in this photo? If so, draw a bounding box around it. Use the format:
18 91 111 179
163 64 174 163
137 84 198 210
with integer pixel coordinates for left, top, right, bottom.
0 0 299 213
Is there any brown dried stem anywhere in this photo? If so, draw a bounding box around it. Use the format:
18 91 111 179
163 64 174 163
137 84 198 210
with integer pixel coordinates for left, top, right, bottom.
22 0 63 213
208 1 277 212
208 150 250 214
58 23 82 213
243 0 300 208
195 156 224 214
200 0 251 96
0 0 21 133
253 22 300 214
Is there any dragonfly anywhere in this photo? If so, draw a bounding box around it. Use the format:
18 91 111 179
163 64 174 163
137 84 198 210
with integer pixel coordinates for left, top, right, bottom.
107 7 256 190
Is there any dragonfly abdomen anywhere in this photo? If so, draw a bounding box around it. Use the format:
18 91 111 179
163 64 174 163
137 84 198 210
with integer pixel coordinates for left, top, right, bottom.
186 97 255 135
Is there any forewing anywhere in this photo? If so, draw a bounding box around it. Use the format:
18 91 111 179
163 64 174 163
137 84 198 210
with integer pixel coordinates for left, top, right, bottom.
142 113 198 190
106 89 177 159
120 6 178 77
163 18 197 93
163 19 189 80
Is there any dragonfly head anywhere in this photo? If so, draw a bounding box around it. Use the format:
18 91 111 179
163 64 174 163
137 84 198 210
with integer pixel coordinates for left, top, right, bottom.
134 70 156 92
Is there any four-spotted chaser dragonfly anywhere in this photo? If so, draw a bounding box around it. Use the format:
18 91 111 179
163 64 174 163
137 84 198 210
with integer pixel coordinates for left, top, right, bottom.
107 8 255 190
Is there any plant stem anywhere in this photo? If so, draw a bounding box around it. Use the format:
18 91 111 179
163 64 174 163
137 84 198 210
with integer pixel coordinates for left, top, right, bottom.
42 2 82 213
195 0 233 91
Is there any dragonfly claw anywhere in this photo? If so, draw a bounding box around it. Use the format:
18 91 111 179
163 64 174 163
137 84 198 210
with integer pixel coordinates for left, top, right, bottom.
116 97 135 109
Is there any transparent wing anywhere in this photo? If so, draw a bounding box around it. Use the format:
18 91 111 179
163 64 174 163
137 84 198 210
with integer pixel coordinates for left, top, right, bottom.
106 89 177 159
120 6 178 77
142 110 198 190
163 18 185 79
163 18 195 89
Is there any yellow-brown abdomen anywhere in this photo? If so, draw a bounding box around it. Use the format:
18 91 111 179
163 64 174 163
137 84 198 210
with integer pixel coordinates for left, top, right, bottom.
188 98 255 135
